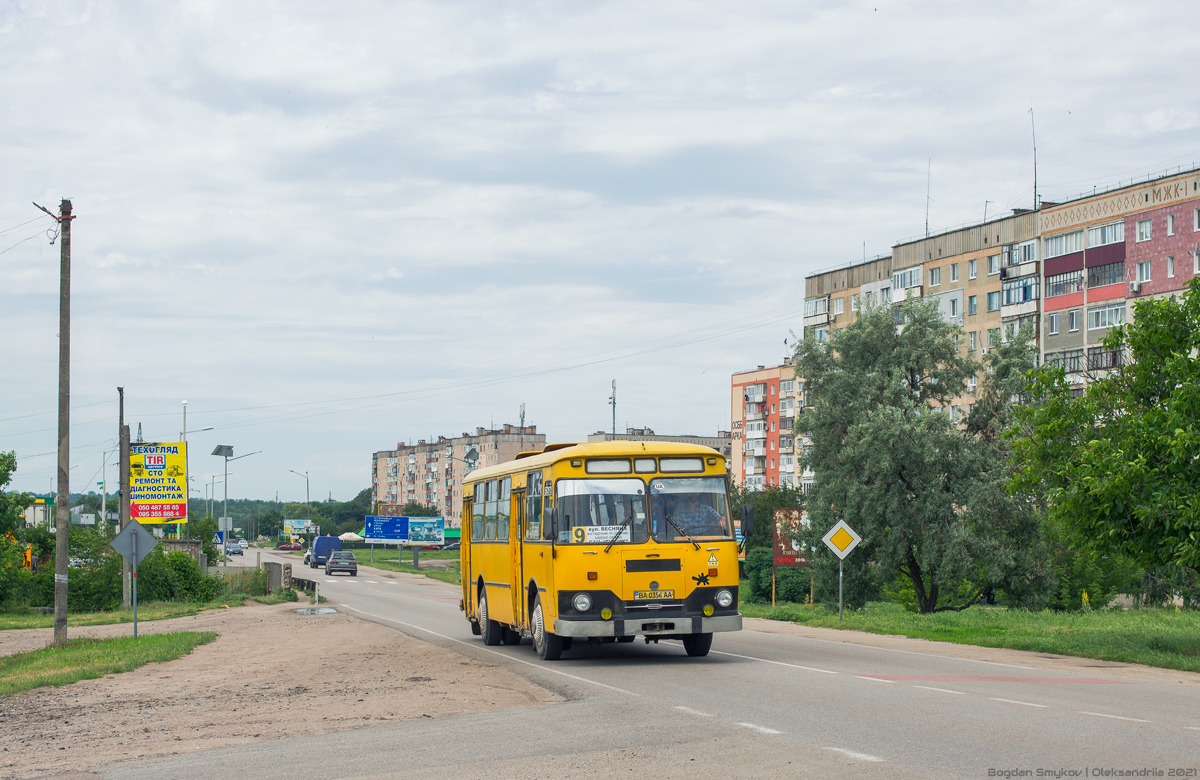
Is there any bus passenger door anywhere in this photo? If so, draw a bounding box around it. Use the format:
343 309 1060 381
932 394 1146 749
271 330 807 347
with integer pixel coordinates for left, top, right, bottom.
511 489 525 629
461 498 474 618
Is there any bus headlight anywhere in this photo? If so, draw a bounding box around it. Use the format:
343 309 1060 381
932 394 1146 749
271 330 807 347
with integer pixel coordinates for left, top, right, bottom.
715 589 734 608
573 593 593 613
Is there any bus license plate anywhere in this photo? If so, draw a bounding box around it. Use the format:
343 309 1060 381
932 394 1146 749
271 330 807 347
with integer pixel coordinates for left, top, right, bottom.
634 590 674 600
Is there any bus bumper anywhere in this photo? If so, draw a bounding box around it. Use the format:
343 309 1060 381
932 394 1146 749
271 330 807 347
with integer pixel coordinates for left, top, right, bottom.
554 614 742 638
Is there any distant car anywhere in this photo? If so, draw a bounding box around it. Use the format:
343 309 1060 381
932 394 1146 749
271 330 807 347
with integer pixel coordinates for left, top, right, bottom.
442 542 460 551
276 542 302 550
325 551 357 576
227 545 243 556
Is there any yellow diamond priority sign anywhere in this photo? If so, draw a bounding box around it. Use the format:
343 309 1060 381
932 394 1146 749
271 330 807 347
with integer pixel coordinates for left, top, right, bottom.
821 520 861 560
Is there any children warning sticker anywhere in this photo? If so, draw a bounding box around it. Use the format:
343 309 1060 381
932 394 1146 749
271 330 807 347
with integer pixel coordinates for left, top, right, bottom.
707 553 718 566
129 442 188 523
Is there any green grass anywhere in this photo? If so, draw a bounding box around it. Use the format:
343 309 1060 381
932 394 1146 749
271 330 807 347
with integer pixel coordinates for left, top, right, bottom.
0 590 299 631
347 548 462 584
740 598 1200 673
0 631 217 697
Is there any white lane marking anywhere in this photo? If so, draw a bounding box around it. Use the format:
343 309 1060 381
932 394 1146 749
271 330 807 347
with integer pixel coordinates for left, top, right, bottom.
825 747 884 762
914 685 965 695
324 580 337 584
338 604 639 697
1079 711 1151 723
1186 726 1200 731
383 581 397 584
761 631 1036 670
856 675 895 683
989 697 1047 708
735 722 782 735
711 650 838 675
674 706 714 717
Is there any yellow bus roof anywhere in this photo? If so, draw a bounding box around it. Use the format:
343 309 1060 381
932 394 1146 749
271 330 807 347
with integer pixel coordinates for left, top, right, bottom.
462 440 725 485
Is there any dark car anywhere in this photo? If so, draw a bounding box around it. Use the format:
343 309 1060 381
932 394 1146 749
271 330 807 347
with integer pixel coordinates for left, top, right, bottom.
442 542 460 551
325 551 357 576
227 545 243 556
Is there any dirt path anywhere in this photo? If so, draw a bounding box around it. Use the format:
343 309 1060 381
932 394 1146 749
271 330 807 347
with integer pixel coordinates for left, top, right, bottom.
0 601 560 780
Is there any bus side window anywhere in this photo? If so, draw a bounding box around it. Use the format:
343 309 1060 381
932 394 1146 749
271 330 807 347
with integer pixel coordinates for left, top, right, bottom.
484 479 498 540
471 484 484 541
497 477 511 540
525 471 542 540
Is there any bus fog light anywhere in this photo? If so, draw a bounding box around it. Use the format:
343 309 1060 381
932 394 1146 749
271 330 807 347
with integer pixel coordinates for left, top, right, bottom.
703 605 714 616
573 593 593 612
600 608 613 620
715 589 733 608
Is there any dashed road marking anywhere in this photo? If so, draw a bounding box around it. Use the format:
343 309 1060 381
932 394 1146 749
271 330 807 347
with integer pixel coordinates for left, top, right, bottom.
735 722 782 735
710 650 838 675
856 675 896 683
1079 711 1151 723
825 747 884 762
914 685 965 695
1185 726 1200 731
989 698 1047 708
674 706 714 717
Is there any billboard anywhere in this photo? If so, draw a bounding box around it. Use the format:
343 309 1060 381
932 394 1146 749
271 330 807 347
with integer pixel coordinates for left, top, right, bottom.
130 442 188 523
364 516 445 545
773 507 808 567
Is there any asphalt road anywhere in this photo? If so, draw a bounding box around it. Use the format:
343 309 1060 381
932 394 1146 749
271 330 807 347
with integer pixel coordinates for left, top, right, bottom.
104 551 1199 780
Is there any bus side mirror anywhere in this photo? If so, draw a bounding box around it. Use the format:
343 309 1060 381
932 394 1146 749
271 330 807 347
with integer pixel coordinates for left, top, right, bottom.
542 508 558 541
740 505 755 538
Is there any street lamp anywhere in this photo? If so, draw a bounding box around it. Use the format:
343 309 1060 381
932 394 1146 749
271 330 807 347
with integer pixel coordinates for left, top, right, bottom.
289 469 309 505
212 446 261 566
181 399 214 540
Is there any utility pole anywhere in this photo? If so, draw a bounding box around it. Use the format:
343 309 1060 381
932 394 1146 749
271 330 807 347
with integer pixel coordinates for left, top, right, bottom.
51 198 72 646
119 387 131 609
519 403 526 452
1030 107 1039 211
609 380 617 439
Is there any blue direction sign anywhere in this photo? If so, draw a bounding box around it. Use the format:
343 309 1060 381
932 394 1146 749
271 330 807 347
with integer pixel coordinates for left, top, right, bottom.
364 516 409 541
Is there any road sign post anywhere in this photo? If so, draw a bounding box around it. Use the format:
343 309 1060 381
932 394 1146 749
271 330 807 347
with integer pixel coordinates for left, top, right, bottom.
110 521 160 638
821 519 862 623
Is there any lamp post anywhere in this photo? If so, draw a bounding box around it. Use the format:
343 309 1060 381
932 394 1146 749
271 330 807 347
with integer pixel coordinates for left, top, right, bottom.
180 400 212 540
212 446 260 566
289 469 309 505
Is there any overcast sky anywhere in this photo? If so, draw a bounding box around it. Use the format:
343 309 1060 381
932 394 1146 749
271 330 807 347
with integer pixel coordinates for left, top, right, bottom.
3 1 1198 502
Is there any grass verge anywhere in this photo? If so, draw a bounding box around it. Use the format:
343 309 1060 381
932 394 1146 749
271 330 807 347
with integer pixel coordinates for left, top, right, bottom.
0 631 217 697
0 589 299 631
364 559 461 585
740 599 1200 673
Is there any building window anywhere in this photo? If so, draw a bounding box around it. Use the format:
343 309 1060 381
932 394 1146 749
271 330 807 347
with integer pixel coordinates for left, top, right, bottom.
1003 240 1037 266
833 297 845 315
969 331 977 350
950 298 958 316
770 384 776 394
1088 261 1124 288
1044 230 1085 259
1088 303 1125 330
1136 219 1152 242
1048 313 1059 335
968 376 977 393
969 258 978 279
880 286 891 304
1168 256 1175 278
951 263 959 282
1168 213 1175 236
781 379 794 393
988 254 1001 275
1088 346 1124 371
1068 309 1079 332
851 293 860 311
1045 269 1085 298
1002 276 1039 306
1047 349 1085 373
987 291 1002 312
1087 222 1124 247
812 326 829 343
769 439 775 451
804 296 830 317
893 267 921 290
929 267 941 287
1136 261 1151 283
1195 208 1200 232
968 295 977 315
987 327 1000 347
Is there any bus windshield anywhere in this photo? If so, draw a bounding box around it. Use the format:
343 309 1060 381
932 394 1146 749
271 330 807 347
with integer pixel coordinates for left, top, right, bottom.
649 477 732 541
555 478 648 544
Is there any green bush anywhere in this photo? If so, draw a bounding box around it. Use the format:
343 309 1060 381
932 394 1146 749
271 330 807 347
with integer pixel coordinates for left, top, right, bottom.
138 550 222 603
743 547 813 603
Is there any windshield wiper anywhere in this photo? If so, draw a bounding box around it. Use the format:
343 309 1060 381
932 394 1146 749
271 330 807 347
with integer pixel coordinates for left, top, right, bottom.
604 515 635 553
664 514 700 550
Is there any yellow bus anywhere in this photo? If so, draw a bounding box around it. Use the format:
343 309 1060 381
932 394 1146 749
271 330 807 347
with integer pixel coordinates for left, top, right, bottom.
460 441 742 660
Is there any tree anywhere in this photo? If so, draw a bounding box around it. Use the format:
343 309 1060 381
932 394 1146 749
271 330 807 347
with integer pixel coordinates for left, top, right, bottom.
400 500 440 517
0 452 32 537
1010 278 1200 576
795 296 1042 613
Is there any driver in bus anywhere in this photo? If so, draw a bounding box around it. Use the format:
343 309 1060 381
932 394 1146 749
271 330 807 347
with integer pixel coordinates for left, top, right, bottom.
669 494 728 536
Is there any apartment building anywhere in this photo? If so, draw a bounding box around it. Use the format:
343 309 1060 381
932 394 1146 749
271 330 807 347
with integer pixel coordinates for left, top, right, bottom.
730 359 809 491
371 425 545 527
586 427 732 460
1039 170 1200 383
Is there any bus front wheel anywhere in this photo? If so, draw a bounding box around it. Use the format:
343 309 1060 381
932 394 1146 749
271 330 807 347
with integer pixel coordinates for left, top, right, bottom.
683 632 713 657
479 589 503 646
532 596 563 661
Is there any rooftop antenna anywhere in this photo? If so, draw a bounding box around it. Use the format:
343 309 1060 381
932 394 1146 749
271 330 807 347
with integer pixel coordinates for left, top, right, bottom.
1030 107 1038 210
136 422 143 443
925 158 931 237
609 380 617 439
519 403 526 452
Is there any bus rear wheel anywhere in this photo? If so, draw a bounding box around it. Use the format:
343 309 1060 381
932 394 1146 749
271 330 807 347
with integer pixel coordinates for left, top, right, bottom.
479 589 503 646
532 595 563 661
683 632 713 657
